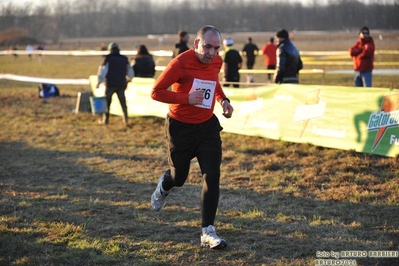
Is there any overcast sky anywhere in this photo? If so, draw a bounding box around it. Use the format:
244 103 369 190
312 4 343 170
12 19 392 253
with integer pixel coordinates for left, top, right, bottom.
3 0 397 8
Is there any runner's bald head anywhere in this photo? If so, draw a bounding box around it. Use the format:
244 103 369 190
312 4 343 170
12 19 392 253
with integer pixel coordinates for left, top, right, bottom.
196 25 221 40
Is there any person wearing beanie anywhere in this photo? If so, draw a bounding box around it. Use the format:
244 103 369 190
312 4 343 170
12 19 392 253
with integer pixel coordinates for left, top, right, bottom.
276 29 289 39
273 29 303 84
97 42 134 126
222 38 243 88
349 26 375 87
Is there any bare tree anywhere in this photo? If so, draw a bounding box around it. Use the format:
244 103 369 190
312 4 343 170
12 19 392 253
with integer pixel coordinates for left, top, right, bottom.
0 0 398 43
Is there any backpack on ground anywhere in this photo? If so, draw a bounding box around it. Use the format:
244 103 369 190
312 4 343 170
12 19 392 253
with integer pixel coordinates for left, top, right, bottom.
38 83 60 98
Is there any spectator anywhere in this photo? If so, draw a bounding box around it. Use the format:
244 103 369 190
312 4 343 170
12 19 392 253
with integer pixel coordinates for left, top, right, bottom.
242 37 259 83
37 44 45 62
222 38 242 88
172 30 190 58
100 43 107 51
261 37 277 82
349 26 375 87
150 25 233 250
97 42 134 126
9 45 18 60
131 45 156 78
273 29 303 84
26 44 34 60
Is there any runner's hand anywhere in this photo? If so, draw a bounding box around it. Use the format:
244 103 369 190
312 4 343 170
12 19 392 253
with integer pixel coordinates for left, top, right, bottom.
188 90 205 105
222 100 233 118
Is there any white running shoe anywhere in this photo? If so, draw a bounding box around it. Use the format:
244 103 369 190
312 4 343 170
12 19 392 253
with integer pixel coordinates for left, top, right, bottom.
200 225 227 249
151 176 168 211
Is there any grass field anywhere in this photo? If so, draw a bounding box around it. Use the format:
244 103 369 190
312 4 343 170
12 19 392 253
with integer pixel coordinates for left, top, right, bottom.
1 32 399 266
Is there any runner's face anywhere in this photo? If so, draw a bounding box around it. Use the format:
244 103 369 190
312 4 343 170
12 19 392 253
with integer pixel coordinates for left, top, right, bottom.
194 31 221 64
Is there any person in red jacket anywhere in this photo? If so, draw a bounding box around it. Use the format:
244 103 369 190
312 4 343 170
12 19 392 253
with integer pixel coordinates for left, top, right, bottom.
150 25 233 250
349 26 375 87
261 37 277 82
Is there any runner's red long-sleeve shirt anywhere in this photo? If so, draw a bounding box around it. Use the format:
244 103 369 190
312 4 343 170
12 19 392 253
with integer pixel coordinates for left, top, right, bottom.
151 49 227 124
261 42 277 66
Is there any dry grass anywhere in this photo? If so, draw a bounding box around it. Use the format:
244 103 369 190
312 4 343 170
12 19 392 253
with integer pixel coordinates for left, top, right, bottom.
1 32 399 266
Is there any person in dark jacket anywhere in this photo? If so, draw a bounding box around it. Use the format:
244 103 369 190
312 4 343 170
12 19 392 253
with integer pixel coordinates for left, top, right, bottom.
172 30 190 58
97 42 134 126
273 29 303 84
131 45 156 78
349 26 375 87
223 38 242 88
242 37 259 83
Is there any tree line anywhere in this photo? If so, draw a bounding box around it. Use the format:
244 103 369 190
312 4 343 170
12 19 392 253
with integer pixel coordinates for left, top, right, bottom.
0 0 398 45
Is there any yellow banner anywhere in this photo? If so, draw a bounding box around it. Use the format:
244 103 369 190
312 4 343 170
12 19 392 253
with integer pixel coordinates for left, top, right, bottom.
90 76 399 157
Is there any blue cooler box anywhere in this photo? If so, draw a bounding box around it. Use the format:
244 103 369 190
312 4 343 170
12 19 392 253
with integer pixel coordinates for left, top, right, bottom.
89 96 108 115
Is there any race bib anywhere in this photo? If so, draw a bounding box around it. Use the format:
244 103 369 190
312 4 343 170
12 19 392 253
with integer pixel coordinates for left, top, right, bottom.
189 78 216 109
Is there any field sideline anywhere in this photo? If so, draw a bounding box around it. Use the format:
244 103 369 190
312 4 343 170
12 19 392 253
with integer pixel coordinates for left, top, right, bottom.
1 30 398 88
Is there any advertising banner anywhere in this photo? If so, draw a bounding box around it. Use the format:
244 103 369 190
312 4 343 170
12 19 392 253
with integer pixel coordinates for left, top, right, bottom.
89 76 399 157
